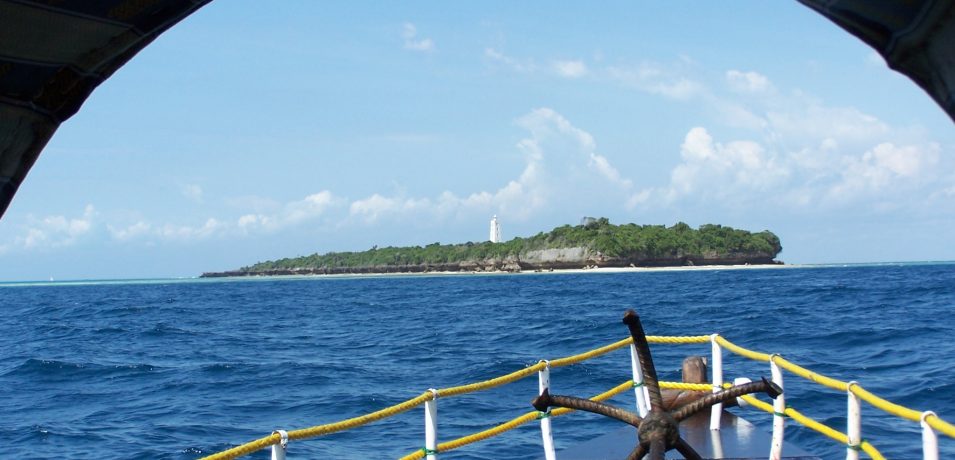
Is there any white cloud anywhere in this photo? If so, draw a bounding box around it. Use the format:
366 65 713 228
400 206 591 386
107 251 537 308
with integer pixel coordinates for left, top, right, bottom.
483 52 705 100
474 48 939 216
285 192 337 224
589 153 632 188
714 102 768 130
766 103 889 145
16 205 95 250
484 47 536 73
108 217 226 242
236 191 342 232
107 221 152 241
665 127 787 201
402 23 434 52
180 184 203 203
158 218 224 241
106 191 343 242
634 116 943 212
606 64 703 100
825 142 939 203
553 60 588 78
349 194 432 223
603 63 953 213
726 70 772 93
343 108 637 225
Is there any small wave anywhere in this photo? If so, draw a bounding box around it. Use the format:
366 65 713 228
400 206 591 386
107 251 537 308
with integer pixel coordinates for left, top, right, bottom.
142 322 192 337
3 359 162 380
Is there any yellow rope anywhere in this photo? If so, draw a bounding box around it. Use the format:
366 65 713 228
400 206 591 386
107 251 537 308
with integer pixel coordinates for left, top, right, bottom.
738 394 774 413
771 355 849 392
201 433 282 460
849 384 921 422
439 361 547 397
659 381 712 391
202 333 955 460
738 395 884 459
399 380 636 460
787 406 884 459
714 335 771 362
200 391 434 460
546 335 709 369
549 337 632 367
288 391 434 440
647 335 711 344
718 335 955 440
926 413 955 439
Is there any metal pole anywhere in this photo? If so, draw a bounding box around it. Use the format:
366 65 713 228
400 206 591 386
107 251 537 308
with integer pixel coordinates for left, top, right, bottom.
770 355 785 460
538 362 557 460
709 425 724 458
271 430 288 460
425 389 439 460
922 411 939 460
630 343 650 417
709 334 723 431
846 382 861 460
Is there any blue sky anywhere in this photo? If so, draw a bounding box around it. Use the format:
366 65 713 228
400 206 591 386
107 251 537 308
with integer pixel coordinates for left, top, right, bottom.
1 2 954 281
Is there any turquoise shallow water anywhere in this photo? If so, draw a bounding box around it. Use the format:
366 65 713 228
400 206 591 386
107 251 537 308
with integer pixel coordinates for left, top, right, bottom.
1 263 954 459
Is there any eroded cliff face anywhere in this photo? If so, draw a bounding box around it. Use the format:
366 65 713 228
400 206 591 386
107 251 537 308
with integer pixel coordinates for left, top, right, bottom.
201 246 780 277
521 247 591 266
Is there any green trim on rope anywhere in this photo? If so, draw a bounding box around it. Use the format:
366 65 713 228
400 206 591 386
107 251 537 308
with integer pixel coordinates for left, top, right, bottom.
422 447 439 455
774 404 791 418
537 409 552 420
632 381 645 388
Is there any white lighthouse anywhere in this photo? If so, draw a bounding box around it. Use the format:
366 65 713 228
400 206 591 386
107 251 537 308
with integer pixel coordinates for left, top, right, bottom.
489 215 501 243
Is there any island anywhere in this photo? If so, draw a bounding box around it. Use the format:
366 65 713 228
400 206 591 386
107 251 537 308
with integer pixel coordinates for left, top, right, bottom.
200 218 782 277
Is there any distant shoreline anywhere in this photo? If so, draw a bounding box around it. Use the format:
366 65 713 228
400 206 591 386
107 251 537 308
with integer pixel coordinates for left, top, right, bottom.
200 262 791 280
7 261 955 286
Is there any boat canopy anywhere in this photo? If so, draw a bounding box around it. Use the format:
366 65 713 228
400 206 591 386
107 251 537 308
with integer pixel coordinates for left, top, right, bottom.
0 0 953 219
0 0 210 217
799 0 955 124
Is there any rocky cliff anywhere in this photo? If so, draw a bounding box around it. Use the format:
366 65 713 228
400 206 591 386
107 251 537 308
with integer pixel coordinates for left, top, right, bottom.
200 245 780 278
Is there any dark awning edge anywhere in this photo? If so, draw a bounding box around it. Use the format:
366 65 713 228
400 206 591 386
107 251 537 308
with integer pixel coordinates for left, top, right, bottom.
0 0 213 218
799 0 955 124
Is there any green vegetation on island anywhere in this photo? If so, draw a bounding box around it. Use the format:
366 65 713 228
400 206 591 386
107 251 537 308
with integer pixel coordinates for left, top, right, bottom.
202 218 782 277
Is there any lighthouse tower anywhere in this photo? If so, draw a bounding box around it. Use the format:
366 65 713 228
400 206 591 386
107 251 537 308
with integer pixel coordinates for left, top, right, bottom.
489 215 501 243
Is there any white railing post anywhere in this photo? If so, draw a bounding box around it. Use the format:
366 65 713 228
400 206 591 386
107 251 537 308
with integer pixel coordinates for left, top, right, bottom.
769 355 785 460
709 425 725 458
922 411 939 460
271 430 288 460
629 343 650 417
709 334 723 430
538 361 557 460
846 382 861 460
425 389 439 460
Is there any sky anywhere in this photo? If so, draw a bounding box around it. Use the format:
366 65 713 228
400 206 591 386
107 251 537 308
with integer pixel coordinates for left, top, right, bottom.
1 1 954 281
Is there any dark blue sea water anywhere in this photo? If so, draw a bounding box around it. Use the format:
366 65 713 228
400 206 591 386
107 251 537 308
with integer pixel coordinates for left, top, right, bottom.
2 264 954 459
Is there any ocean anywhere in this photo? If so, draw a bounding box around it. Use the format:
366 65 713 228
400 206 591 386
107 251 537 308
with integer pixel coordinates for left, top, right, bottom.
1 263 953 459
